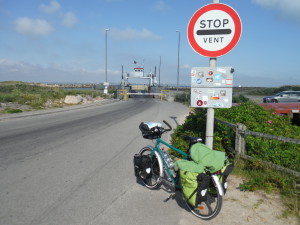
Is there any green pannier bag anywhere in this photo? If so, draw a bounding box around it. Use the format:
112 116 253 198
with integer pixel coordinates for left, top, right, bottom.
190 143 225 173
175 160 210 207
174 144 228 206
179 169 210 207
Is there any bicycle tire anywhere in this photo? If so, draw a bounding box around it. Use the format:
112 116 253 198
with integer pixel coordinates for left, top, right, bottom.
139 147 162 189
185 176 223 220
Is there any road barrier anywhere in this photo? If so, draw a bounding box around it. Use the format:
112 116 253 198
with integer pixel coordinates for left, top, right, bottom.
117 89 174 102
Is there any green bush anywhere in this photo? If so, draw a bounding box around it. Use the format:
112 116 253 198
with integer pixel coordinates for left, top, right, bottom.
247 85 300 96
174 92 190 105
5 108 23 113
0 83 107 109
232 94 250 103
172 102 300 171
171 101 300 217
216 102 300 171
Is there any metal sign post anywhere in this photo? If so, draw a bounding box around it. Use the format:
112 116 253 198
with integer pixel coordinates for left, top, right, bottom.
206 1 218 149
187 0 242 149
206 58 216 149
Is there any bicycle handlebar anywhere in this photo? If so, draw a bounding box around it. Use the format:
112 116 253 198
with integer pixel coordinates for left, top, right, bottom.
163 120 172 132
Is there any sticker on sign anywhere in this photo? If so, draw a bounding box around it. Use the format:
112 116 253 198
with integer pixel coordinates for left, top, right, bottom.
188 3 242 57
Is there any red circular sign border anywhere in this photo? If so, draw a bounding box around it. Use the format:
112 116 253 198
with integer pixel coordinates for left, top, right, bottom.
187 3 242 57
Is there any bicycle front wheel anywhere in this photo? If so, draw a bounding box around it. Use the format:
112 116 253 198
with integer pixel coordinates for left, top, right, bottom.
185 176 223 220
139 147 162 189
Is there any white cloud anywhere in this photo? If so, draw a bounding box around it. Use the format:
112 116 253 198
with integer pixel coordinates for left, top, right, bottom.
0 59 120 83
109 28 161 40
40 0 61 14
252 0 300 21
154 1 169 11
61 12 79 28
15 17 53 36
181 64 190 69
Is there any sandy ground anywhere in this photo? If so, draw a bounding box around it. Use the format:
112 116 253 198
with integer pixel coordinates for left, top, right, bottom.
213 175 299 225
176 174 299 225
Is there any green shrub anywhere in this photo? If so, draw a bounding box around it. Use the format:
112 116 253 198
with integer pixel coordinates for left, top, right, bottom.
174 92 190 105
5 108 23 113
247 85 300 96
232 94 250 103
0 83 107 109
172 102 300 171
215 102 300 171
171 101 300 217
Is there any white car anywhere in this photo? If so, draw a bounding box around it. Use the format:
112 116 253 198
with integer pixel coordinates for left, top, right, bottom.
263 91 300 103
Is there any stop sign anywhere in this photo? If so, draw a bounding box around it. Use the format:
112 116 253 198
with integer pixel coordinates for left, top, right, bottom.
187 3 242 57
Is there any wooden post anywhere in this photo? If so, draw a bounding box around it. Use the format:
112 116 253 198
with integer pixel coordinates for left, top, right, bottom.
240 124 246 155
235 123 246 156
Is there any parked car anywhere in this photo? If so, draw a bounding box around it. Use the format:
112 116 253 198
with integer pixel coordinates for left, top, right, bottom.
263 91 300 103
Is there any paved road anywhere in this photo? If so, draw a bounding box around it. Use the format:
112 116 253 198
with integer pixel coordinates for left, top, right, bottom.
0 98 204 225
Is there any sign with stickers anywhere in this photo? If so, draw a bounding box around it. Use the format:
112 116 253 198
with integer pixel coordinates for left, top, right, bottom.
191 67 233 108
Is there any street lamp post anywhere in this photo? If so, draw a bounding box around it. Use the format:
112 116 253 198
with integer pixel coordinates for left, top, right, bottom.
104 28 109 94
176 30 180 92
105 28 110 83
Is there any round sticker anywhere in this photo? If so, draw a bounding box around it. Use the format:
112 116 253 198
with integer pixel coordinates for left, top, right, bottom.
197 100 203 106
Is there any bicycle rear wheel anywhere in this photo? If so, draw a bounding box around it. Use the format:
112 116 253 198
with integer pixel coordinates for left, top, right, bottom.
185 176 223 220
139 147 162 189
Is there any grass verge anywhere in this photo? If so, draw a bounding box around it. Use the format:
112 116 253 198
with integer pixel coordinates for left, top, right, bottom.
233 159 299 218
0 82 110 111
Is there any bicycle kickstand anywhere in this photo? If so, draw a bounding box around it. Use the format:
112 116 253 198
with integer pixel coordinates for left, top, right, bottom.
163 193 176 202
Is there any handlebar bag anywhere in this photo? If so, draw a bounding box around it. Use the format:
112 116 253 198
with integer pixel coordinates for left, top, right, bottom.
139 122 162 139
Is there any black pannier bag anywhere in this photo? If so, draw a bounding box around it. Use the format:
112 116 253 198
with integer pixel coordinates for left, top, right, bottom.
195 173 211 203
139 122 162 139
133 154 152 179
219 163 234 194
180 171 211 206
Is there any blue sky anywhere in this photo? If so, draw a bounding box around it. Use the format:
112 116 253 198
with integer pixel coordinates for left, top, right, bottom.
0 0 300 86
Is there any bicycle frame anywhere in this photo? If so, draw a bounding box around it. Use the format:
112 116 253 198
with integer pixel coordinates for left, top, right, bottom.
149 137 225 196
138 123 227 220
150 137 188 188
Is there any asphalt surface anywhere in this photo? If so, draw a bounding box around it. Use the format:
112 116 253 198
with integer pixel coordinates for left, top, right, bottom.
0 98 205 225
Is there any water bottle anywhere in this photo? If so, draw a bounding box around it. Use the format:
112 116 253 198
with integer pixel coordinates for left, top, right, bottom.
162 151 174 169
